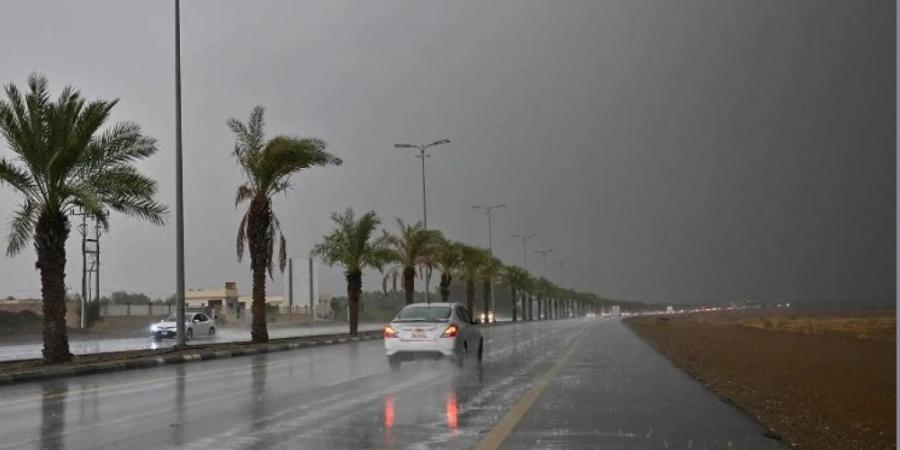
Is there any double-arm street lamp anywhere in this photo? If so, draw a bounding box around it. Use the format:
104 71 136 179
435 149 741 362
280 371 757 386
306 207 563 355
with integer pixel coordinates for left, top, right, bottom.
533 248 555 278
472 204 506 312
394 139 450 229
512 233 538 271
395 139 450 303
554 259 566 287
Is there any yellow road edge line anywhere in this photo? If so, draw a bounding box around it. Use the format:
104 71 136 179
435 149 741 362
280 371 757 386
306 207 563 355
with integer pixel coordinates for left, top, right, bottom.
474 328 587 450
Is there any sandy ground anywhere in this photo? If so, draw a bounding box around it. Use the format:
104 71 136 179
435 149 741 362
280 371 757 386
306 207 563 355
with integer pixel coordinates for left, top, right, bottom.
626 311 896 450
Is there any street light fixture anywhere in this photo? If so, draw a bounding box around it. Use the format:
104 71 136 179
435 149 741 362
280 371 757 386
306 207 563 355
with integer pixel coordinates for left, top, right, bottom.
395 139 450 303
533 248 555 278
512 233 538 271
394 139 450 229
472 204 506 313
554 260 566 287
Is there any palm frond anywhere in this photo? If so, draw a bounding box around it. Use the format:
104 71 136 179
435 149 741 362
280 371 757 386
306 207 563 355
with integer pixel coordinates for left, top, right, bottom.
234 183 254 207
0 158 35 194
6 200 36 256
236 211 248 261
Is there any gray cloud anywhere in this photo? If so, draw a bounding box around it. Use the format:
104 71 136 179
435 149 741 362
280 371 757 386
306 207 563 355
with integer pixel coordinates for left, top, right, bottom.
0 0 893 303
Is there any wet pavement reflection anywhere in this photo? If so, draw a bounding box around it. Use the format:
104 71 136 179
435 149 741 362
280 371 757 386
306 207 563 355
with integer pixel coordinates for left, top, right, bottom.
0 319 785 449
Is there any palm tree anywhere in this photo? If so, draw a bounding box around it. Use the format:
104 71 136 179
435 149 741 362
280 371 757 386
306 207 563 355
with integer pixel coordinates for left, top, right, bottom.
384 219 441 305
229 106 341 343
501 266 529 322
0 74 167 363
458 244 487 314
433 238 462 302
478 255 501 320
312 208 391 335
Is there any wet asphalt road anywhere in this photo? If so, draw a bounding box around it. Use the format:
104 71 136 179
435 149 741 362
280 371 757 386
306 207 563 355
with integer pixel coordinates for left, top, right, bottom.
0 323 385 362
0 319 786 449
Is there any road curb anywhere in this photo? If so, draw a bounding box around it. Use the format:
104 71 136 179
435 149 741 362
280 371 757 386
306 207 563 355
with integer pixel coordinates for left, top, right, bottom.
0 330 383 386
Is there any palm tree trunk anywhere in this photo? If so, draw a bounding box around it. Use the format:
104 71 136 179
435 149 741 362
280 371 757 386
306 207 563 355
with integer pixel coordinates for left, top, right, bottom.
35 211 72 364
439 273 451 302
481 279 491 319
510 287 517 322
346 269 362 336
537 296 543 320
402 266 415 304
466 279 475 313
527 294 533 320
248 198 270 343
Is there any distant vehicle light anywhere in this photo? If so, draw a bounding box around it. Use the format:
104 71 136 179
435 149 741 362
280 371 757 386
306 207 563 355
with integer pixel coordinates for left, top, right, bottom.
383 326 399 338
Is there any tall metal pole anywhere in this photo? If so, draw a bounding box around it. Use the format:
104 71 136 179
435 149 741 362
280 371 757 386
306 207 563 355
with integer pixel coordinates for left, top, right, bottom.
554 260 566 286
419 147 430 304
174 0 187 347
473 204 506 313
534 248 554 278
512 233 537 271
420 147 427 228
395 140 450 304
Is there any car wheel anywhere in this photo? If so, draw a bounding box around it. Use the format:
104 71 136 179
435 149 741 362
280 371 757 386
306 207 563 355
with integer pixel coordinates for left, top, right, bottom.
208 327 216 337
185 328 193 342
388 355 401 369
476 339 484 363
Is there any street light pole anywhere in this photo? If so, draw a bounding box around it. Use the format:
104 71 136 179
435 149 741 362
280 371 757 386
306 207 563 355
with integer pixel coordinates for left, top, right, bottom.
173 0 187 347
512 233 538 271
534 248 555 278
395 139 450 303
554 260 566 286
472 204 506 312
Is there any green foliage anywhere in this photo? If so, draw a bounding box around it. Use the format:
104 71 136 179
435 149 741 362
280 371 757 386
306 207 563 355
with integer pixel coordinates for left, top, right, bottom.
229 106 341 275
458 243 489 282
312 208 392 274
384 219 443 273
0 73 168 256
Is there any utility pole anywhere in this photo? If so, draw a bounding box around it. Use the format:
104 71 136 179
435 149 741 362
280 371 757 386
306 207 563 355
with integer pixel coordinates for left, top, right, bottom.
76 211 87 329
394 139 450 303
308 256 315 324
173 0 187 347
473 204 506 313
94 220 101 304
512 233 537 271
288 258 293 322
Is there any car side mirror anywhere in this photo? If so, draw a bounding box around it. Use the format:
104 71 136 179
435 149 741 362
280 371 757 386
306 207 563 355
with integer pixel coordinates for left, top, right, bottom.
193 319 199 324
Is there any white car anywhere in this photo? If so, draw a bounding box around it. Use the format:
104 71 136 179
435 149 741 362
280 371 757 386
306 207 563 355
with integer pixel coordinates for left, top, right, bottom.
150 312 216 341
383 303 483 367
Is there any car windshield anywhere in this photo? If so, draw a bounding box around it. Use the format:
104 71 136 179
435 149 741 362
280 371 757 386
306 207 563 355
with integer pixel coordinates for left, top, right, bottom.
394 306 452 322
162 314 186 322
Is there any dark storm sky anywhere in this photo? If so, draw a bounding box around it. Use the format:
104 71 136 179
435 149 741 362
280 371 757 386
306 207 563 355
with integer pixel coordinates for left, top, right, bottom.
0 0 894 303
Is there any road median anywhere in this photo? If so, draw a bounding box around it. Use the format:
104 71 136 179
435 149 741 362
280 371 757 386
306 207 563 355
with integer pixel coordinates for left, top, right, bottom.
0 330 383 386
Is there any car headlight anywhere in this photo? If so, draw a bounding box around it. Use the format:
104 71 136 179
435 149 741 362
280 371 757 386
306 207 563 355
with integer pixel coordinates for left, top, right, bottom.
150 324 159 332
